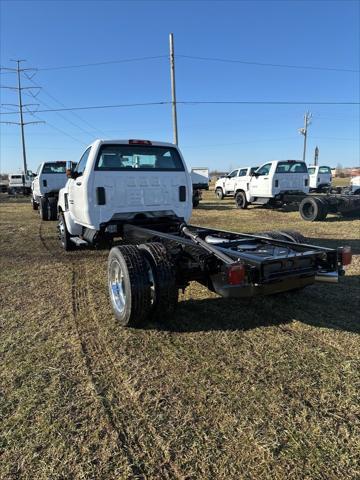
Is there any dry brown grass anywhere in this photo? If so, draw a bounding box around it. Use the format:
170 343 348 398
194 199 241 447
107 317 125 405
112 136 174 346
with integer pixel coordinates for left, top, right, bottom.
1 192 359 479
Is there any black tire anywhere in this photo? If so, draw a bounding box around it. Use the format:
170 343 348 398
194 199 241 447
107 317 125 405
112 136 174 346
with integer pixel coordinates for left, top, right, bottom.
48 197 58 221
58 212 74 251
277 230 307 244
39 197 49 221
193 198 200 208
138 242 178 319
299 197 327 221
215 188 224 200
235 191 248 209
108 245 152 327
31 197 38 211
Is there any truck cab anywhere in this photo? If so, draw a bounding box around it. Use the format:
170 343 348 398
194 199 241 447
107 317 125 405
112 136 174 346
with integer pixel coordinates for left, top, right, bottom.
8 172 33 195
58 139 193 249
308 165 332 192
234 160 309 208
215 166 258 199
32 161 74 220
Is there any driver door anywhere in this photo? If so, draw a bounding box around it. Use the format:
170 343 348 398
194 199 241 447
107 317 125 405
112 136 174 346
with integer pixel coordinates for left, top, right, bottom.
250 163 272 197
224 169 239 194
67 147 91 224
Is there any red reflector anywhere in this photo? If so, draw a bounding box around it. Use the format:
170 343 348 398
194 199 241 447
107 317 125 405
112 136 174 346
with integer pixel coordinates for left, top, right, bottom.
339 246 352 266
228 263 246 285
128 139 152 145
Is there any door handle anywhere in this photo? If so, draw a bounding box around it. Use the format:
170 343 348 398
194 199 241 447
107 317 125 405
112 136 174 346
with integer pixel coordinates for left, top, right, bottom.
76 182 82 186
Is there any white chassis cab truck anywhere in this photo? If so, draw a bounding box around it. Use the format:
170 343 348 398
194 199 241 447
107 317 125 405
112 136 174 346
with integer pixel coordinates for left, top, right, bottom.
57 139 193 249
308 165 332 192
31 161 73 221
8 172 33 195
215 166 259 199
56 138 352 327
233 160 310 209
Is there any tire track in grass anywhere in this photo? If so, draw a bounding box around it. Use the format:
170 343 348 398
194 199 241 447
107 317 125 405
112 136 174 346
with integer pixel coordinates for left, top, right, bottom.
39 221 183 479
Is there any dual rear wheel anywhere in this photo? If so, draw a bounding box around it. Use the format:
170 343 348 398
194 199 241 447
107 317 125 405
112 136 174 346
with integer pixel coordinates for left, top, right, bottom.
108 243 178 327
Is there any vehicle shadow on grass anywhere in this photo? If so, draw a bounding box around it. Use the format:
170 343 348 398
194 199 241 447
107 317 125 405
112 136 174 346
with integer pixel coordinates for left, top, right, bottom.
196 203 235 211
148 278 360 335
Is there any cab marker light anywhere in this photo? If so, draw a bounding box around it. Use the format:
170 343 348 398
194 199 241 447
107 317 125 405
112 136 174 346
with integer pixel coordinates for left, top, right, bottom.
129 139 152 145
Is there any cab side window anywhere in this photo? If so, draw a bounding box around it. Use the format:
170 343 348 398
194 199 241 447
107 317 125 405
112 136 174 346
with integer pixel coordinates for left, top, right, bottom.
228 169 239 178
239 169 247 177
256 163 271 176
75 147 91 176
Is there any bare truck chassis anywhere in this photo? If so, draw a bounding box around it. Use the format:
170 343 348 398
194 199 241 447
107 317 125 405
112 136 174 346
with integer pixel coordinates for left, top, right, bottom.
107 220 351 326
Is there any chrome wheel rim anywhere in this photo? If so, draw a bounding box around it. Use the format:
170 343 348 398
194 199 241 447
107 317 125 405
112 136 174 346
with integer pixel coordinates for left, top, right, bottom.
109 259 127 314
58 217 65 243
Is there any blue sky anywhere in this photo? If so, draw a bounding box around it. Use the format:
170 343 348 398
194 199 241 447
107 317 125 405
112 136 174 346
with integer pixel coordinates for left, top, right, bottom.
1 0 359 173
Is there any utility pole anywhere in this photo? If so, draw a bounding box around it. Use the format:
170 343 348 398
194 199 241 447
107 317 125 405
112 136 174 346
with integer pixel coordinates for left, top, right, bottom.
299 111 312 163
0 60 43 180
314 146 319 166
15 60 28 175
169 33 178 145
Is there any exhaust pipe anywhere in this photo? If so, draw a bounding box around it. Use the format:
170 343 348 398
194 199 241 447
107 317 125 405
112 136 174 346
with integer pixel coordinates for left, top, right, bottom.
315 271 338 283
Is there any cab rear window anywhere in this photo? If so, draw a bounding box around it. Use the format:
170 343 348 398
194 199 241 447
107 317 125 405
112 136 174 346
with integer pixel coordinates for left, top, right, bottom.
95 145 185 171
319 166 331 174
275 162 308 173
43 162 67 174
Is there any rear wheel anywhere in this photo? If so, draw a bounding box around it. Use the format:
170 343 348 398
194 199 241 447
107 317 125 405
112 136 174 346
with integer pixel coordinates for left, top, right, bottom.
139 242 178 319
31 197 38 211
39 197 49 221
48 197 58 220
108 245 152 327
299 197 327 221
58 212 74 251
235 191 248 209
215 188 224 200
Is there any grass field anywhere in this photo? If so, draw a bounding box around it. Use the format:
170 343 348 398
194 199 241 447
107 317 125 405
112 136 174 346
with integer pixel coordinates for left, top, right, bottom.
1 192 359 480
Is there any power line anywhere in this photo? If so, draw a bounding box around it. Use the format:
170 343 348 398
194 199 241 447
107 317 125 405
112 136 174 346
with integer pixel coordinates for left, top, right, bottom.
1 99 358 116
29 112 87 146
177 54 360 73
34 55 168 71
24 72 109 137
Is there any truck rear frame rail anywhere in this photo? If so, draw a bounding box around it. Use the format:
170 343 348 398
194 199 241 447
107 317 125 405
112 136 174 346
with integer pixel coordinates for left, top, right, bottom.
107 222 350 326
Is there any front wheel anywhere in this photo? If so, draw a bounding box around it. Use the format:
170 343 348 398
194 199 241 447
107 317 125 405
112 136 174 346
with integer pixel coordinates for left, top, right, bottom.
235 191 248 209
108 245 152 327
58 212 74 251
215 188 224 200
39 197 49 221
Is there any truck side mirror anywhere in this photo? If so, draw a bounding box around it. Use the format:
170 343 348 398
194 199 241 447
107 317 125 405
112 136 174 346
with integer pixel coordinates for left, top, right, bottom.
66 161 77 179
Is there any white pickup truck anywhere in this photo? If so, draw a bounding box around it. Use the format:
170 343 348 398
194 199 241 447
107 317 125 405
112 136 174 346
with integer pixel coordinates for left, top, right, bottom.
308 165 332 192
58 139 192 249
350 176 360 195
232 160 309 209
54 138 352 326
32 161 72 220
8 172 33 195
215 166 259 199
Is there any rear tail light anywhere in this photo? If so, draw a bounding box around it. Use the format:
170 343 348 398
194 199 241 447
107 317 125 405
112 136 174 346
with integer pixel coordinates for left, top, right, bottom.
129 139 152 145
275 180 279 187
305 179 309 186
338 246 352 266
43 179 47 187
227 263 246 285
179 185 186 202
96 187 106 205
